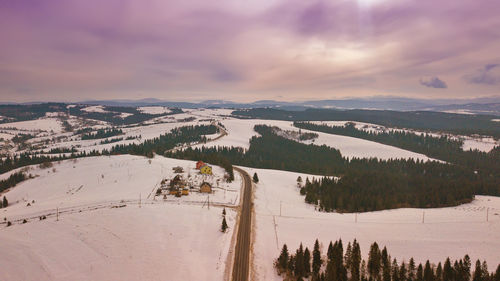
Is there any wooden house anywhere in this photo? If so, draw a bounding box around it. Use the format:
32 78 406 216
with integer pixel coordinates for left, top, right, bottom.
200 182 212 193
172 166 184 173
196 160 205 170
181 188 189 195
200 165 213 175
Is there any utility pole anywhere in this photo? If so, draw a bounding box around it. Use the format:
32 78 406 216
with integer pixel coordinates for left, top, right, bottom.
139 193 141 208
422 211 425 224
56 207 59 221
487 207 489 222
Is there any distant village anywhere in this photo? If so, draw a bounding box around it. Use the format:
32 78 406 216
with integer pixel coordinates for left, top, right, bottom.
155 160 228 198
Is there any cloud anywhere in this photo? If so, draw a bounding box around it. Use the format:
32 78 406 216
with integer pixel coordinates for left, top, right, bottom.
465 64 500 85
420 77 447 89
1 0 500 102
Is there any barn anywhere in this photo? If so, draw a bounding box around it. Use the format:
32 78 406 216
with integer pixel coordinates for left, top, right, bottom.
200 182 212 193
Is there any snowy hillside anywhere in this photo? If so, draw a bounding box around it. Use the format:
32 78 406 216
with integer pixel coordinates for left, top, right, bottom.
245 167 500 281
194 119 434 161
0 155 242 281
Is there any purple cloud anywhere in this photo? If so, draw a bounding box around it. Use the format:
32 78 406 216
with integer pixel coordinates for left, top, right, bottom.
0 0 500 102
466 64 500 85
420 77 447 89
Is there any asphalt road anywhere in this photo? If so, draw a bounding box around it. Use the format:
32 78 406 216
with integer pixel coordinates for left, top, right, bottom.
231 167 252 281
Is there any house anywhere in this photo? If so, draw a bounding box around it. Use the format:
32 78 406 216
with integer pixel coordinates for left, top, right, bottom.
170 175 184 188
172 166 184 173
181 188 189 196
200 182 212 193
200 165 213 175
196 160 205 170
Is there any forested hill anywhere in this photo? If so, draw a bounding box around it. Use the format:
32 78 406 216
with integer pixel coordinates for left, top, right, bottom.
232 108 500 138
294 122 500 177
167 125 500 212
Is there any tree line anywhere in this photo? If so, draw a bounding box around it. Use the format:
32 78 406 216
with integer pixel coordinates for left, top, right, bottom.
81 128 124 140
0 125 219 177
108 124 218 158
276 239 500 281
163 125 499 212
293 122 500 177
0 172 28 193
232 108 500 138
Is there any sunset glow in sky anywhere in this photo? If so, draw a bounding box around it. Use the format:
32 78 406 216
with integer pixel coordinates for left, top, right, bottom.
1 0 499 102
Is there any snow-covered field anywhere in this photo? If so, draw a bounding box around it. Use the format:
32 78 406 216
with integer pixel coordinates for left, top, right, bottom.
81 105 108 113
0 118 63 133
247 167 500 280
1 107 499 280
311 120 500 153
138 106 172 114
0 155 241 281
194 119 433 161
462 137 498 152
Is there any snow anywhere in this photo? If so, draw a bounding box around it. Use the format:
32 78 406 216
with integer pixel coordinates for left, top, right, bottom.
247 167 500 280
310 121 500 153
462 137 498 152
492 119 500 122
442 110 476 115
0 132 15 140
118 112 133 118
81 105 108 113
0 155 242 281
194 119 433 161
0 203 236 281
138 106 171 114
0 118 64 133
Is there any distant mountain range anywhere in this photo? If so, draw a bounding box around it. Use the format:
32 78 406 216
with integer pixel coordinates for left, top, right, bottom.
76 96 500 115
2 96 500 115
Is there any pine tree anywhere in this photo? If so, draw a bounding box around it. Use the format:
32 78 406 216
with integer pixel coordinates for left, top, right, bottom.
368 242 382 281
436 262 443 281
481 261 488 281
2 196 7 208
222 207 226 216
494 264 500 281
295 243 305 278
443 258 454 281
327 241 334 261
473 260 483 281
252 172 259 183
390 259 399 281
399 262 407 281
313 239 322 276
221 216 228 232
382 247 391 281
423 260 434 281
304 247 311 276
417 264 424 281
278 244 289 271
297 176 303 187
351 239 362 281
464 255 472 281
408 258 416 281
345 242 353 272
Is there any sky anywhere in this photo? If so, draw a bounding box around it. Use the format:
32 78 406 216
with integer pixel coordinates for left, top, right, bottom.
1 0 500 102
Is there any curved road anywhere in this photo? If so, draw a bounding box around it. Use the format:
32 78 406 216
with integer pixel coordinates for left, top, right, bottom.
231 167 252 281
